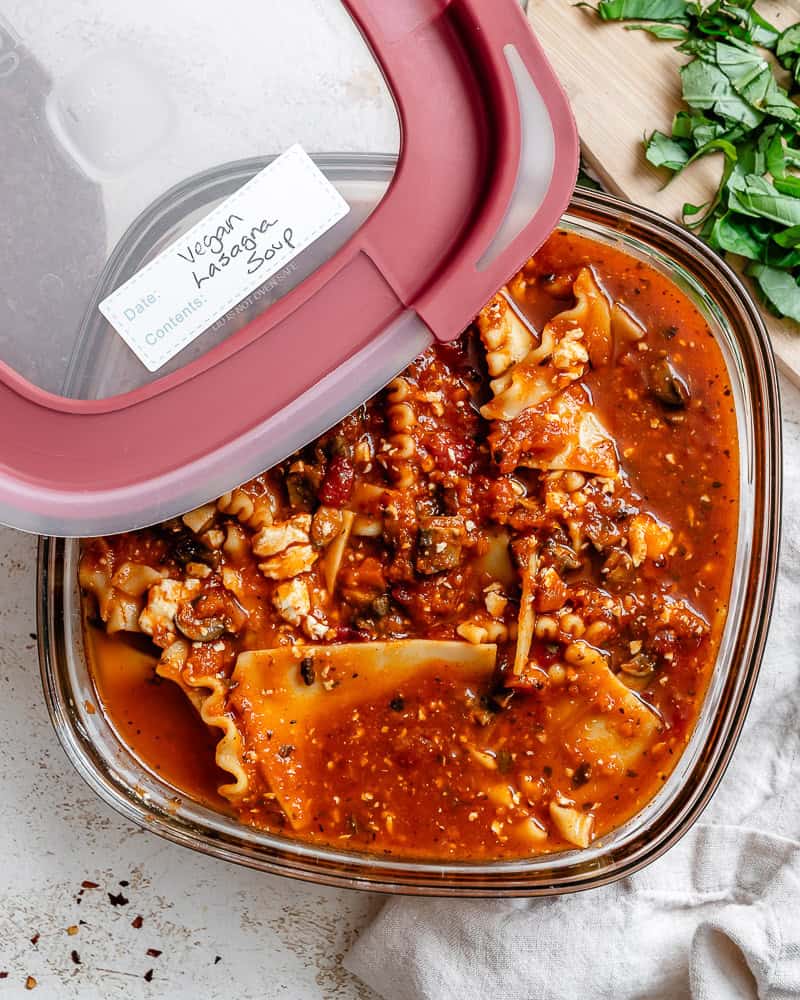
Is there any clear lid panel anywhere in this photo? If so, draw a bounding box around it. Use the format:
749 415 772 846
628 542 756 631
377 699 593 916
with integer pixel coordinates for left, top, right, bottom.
0 0 400 398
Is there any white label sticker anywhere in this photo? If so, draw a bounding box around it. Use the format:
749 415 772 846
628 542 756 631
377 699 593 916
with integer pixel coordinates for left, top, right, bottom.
99 145 350 372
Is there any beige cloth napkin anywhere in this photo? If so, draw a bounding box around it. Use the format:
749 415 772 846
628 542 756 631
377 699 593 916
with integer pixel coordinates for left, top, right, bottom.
346 825 800 1000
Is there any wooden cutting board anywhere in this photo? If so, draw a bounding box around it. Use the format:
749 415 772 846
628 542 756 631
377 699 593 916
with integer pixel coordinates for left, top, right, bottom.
528 0 800 385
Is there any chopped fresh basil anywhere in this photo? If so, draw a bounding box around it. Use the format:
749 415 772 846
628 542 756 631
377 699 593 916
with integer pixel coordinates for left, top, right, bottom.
588 0 800 325
776 25 800 69
645 130 692 169
728 173 800 226
591 0 690 21
626 22 688 38
748 264 800 321
772 224 800 248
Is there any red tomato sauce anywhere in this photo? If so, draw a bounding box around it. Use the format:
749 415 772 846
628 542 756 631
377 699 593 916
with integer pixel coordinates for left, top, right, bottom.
81 231 739 859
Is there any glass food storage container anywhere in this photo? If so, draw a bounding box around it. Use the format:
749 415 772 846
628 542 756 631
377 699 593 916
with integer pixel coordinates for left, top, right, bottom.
38 172 782 895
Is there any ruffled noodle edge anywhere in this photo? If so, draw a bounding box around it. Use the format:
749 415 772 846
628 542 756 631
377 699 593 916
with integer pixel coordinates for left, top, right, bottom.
157 640 248 802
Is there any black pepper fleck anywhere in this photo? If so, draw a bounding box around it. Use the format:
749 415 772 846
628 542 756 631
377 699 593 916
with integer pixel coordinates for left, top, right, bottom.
572 762 592 787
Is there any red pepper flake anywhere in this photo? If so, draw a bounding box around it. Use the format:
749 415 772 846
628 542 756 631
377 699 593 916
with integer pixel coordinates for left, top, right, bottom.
30 933 40 946
131 915 144 930
318 455 354 507
334 625 363 643
146 949 161 959
108 892 129 907
81 880 99 890
143 969 154 983
70 951 81 966
0 971 8 979
25 976 37 990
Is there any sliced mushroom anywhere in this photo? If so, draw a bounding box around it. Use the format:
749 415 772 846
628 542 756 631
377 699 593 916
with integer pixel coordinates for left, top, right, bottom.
620 651 658 678
172 530 220 570
175 602 225 642
285 464 317 511
648 357 690 409
174 591 248 642
544 539 582 574
415 516 466 575
311 506 345 548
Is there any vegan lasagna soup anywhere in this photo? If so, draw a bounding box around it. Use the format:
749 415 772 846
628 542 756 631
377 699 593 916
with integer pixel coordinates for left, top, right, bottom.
80 230 739 859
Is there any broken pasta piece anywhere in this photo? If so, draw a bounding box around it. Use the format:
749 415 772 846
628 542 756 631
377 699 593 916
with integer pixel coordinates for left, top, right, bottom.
550 798 595 849
628 513 673 567
515 384 620 478
513 540 539 675
553 267 612 368
480 270 613 422
476 292 534 378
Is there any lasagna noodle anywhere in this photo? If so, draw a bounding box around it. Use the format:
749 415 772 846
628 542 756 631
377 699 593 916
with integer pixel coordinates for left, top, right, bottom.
157 640 247 801
559 641 662 767
516 384 619 477
229 641 498 829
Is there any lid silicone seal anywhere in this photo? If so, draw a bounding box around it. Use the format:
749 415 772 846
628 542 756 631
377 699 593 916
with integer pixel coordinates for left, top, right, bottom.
0 0 578 536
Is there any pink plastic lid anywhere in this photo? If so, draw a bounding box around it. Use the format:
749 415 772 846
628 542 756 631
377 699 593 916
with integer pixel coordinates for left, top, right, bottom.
0 0 578 536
